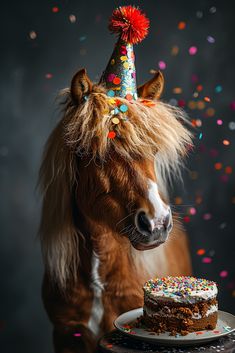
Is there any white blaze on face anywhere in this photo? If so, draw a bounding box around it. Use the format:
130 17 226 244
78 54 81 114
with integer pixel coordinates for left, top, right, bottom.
148 179 169 231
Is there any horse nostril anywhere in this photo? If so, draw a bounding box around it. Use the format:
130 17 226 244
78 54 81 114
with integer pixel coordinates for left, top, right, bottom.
164 214 170 229
137 212 152 235
164 209 172 230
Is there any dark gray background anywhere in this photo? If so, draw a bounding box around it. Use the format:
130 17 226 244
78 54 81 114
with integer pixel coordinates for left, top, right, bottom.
1 1 234 352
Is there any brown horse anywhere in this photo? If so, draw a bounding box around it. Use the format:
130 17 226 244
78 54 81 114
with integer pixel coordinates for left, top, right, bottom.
39 68 193 353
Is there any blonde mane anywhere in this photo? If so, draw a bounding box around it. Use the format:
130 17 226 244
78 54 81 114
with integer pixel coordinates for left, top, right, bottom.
39 84 192 289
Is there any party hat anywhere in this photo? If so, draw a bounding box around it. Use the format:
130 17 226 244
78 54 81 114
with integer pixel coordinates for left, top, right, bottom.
100 6 149 101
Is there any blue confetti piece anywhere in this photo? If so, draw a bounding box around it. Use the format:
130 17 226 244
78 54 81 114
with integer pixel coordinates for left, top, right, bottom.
199 132 203 140
215 85 222 93
107 90 115 97
120 104 128 112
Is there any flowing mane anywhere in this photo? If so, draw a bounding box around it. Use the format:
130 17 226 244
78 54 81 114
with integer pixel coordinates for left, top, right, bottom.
63 84 192 178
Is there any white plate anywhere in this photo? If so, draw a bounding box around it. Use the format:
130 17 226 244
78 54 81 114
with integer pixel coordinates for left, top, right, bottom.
114 308 235 346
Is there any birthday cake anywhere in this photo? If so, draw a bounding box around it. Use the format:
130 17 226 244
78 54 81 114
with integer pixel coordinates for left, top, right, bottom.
143 276 218 335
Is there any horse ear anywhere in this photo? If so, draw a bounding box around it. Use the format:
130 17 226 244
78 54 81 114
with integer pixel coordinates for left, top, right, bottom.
138 71 164 100
71 68 93 104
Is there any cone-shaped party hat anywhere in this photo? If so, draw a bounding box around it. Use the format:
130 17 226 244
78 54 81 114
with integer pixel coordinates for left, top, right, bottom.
100 6 149 101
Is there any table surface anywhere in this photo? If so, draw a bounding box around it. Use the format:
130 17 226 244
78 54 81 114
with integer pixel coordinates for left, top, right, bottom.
98 330 235 353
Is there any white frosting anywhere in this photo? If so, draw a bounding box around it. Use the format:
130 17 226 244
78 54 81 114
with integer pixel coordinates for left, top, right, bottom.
205 304 218 316
144 304 218 320
143 277 218 304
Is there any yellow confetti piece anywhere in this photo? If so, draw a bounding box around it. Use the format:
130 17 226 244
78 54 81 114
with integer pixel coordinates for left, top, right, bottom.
108 98 116 104
120 56 128 61
112 117 120 124
123 62 129 69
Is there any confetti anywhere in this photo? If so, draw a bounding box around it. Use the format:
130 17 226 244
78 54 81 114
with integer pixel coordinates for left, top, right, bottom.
197 84 203 92
207 36 215 43
178 99 185 107
183 216 190 223
107 90 115 97
73 333 81 337
108 131 116 139
69 15 76 23
225 166 232 174
203 213 212 220
169 98 178 106
199 132 203 140
206 107 215 116
217 119 223 125
209 6 217 14
174 197 183 205
198 101 205 109
223 139 230 146
158 61 166 70
113 77 121 85
197 249 205 256
215 85 222 93
204 96 211 102
214 162 223 170
45 73 53 79
52 6 59 13
171 45 179 56
178 21 186 30
196 11 203 19
228 121 235 130
173 87 182 94
189 46 198 55
189 207 196 215
29 31 37 40
220 270 228 278
202 257 212 264
120 104 128 112
230 101 235 110
112 117 120 124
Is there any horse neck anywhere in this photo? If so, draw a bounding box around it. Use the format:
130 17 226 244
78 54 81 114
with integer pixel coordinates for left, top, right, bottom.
77 215 166 292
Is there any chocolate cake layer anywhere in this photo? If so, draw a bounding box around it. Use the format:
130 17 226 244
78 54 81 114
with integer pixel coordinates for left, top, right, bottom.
143 311 218 335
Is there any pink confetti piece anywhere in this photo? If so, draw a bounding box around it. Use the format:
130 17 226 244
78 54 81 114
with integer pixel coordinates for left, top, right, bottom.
220 270 228 278
189 46 198 55
230 102 235 110
189 207 196 215
45 73 53 79
158 61 166 70
203 213 212 220
202 257 212 264
73 333 82 337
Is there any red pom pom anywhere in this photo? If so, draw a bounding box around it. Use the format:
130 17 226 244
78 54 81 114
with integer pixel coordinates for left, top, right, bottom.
109 6 149 44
